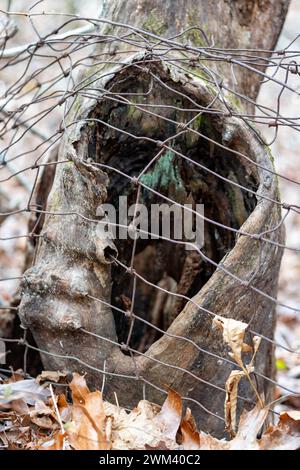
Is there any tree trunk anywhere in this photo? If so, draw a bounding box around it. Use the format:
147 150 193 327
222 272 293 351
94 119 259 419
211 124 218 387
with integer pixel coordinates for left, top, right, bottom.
19 0 289 437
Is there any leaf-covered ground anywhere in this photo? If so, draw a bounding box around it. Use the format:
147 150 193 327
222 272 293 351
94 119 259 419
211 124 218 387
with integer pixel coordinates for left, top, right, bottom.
0 371 299 450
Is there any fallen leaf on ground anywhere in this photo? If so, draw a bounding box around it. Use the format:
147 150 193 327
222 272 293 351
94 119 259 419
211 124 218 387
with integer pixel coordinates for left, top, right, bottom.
180 408 200 450
69 372 90 404
154 389 182 441
37 431 67 450
0 372 299 450
105 399 177 450
259 410 300 450
0 379 50 406
199 405 300 450
57 393 71 422
67 390 110 450
36 370 69 384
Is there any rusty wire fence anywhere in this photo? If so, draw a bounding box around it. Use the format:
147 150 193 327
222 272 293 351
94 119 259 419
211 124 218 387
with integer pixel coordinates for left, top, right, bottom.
0 1 300 431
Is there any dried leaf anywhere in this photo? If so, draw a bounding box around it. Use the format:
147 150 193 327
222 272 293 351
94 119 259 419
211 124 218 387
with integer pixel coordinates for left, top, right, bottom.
2 372 297 451
249 336 262 368
10 399 29 415
215 316 263 408
224 366 255 436
1 426 31 449
31 415 56 430
224 370 245 436
67 390 110 450
199 431 228 450
145 441 172 450
213 316 248 366
36 370 69 384
7 370 24 383
69 373 90 404
57 394 71 422
242 343 253 354
259 410 300 450
180 409 200 450
38 431 67 450
283 410 300 421
107 400 161 450
105 399 177 450
155 389 182 441
199 405 300 450
0 379 50 406
32 399 53 416
199 404 267 450
232 403 268 449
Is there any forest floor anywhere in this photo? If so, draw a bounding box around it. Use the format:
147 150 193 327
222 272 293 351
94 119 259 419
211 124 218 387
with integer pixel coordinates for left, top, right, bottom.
0 0 299 449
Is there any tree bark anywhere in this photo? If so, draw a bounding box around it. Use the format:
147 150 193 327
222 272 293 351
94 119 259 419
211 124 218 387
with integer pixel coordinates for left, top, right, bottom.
19 0 289 437
99 0 289 104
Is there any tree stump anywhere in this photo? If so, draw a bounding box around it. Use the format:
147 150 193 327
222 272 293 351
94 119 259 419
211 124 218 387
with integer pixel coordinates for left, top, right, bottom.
18 0 288 436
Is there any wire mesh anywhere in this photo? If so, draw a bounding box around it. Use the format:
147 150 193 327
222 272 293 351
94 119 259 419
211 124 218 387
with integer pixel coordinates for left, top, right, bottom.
0 0 299 433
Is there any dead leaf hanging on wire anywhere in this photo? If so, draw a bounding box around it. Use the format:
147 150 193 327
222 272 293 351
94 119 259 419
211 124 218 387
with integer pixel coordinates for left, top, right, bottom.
213 316 263 411
213 316 248 366
224 367 254 436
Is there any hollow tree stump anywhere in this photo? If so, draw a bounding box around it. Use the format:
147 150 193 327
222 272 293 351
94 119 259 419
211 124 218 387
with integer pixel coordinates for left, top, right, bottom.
18 0 288 437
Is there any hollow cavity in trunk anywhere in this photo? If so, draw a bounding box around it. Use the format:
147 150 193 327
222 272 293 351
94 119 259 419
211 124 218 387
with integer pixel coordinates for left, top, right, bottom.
80 67 258 352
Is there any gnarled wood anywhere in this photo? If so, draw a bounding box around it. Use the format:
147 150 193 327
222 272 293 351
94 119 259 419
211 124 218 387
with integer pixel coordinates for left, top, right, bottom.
18 0 288 437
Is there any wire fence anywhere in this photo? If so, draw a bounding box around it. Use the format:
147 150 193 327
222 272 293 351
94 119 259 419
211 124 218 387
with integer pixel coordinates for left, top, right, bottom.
0 0 300 433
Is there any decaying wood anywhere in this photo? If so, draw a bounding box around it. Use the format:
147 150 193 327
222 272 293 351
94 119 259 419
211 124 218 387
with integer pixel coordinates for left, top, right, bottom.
18 0 288 437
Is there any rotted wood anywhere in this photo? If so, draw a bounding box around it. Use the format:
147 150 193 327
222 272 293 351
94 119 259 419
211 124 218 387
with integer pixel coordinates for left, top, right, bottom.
18 0 288 437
